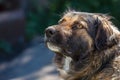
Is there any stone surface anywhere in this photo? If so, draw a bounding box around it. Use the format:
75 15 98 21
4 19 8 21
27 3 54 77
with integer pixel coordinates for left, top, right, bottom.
0 43 59 80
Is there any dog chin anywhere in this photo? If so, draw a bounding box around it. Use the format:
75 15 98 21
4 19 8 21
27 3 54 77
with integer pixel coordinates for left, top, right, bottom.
47 42 62 52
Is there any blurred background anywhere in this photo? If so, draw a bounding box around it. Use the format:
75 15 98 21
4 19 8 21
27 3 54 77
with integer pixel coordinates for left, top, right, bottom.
0 0 120 80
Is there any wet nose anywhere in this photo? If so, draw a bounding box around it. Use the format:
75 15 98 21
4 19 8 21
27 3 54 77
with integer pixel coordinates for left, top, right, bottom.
45 27 56 38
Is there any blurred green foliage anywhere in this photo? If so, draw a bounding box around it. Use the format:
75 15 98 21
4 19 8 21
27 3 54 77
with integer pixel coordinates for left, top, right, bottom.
26 0 120 40
0 0 119 59
0 40 13 54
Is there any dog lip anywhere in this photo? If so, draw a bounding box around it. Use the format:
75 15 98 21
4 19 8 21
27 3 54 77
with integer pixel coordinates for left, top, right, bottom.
45 38 53 44
45 39 73 57
44 34 51 43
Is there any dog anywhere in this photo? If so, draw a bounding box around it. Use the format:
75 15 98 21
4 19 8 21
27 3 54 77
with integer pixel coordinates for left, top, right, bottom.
45 11 120 80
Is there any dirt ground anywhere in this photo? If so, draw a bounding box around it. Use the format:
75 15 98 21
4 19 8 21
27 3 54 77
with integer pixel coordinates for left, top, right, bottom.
0 43 60 80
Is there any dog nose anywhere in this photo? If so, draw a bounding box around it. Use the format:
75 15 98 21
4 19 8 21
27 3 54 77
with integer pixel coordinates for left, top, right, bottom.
45 27 56 37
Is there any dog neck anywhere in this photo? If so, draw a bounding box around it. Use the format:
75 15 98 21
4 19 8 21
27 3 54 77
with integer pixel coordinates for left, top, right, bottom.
56 43 120 80
63 56 72 72
65 44 120 80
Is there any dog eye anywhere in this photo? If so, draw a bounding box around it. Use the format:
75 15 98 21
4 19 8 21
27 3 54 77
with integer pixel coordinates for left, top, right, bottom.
72 24 83 30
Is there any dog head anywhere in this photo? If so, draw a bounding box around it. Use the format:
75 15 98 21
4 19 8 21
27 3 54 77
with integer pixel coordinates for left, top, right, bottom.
45 11 119 59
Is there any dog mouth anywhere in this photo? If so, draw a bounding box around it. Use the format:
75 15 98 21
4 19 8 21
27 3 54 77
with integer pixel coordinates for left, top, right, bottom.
46 42 62 52
44 34 73 57
44 34 62 52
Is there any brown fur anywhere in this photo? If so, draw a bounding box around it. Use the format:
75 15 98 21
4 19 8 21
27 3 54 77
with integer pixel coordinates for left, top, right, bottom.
45 11 120 80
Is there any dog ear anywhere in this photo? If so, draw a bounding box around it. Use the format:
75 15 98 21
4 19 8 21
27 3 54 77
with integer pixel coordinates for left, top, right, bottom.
94 15 113 50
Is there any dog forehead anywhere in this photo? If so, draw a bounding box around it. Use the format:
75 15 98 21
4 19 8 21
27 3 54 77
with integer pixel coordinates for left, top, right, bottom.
62 13 79 22
61 12 95 23
59 13 83 26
